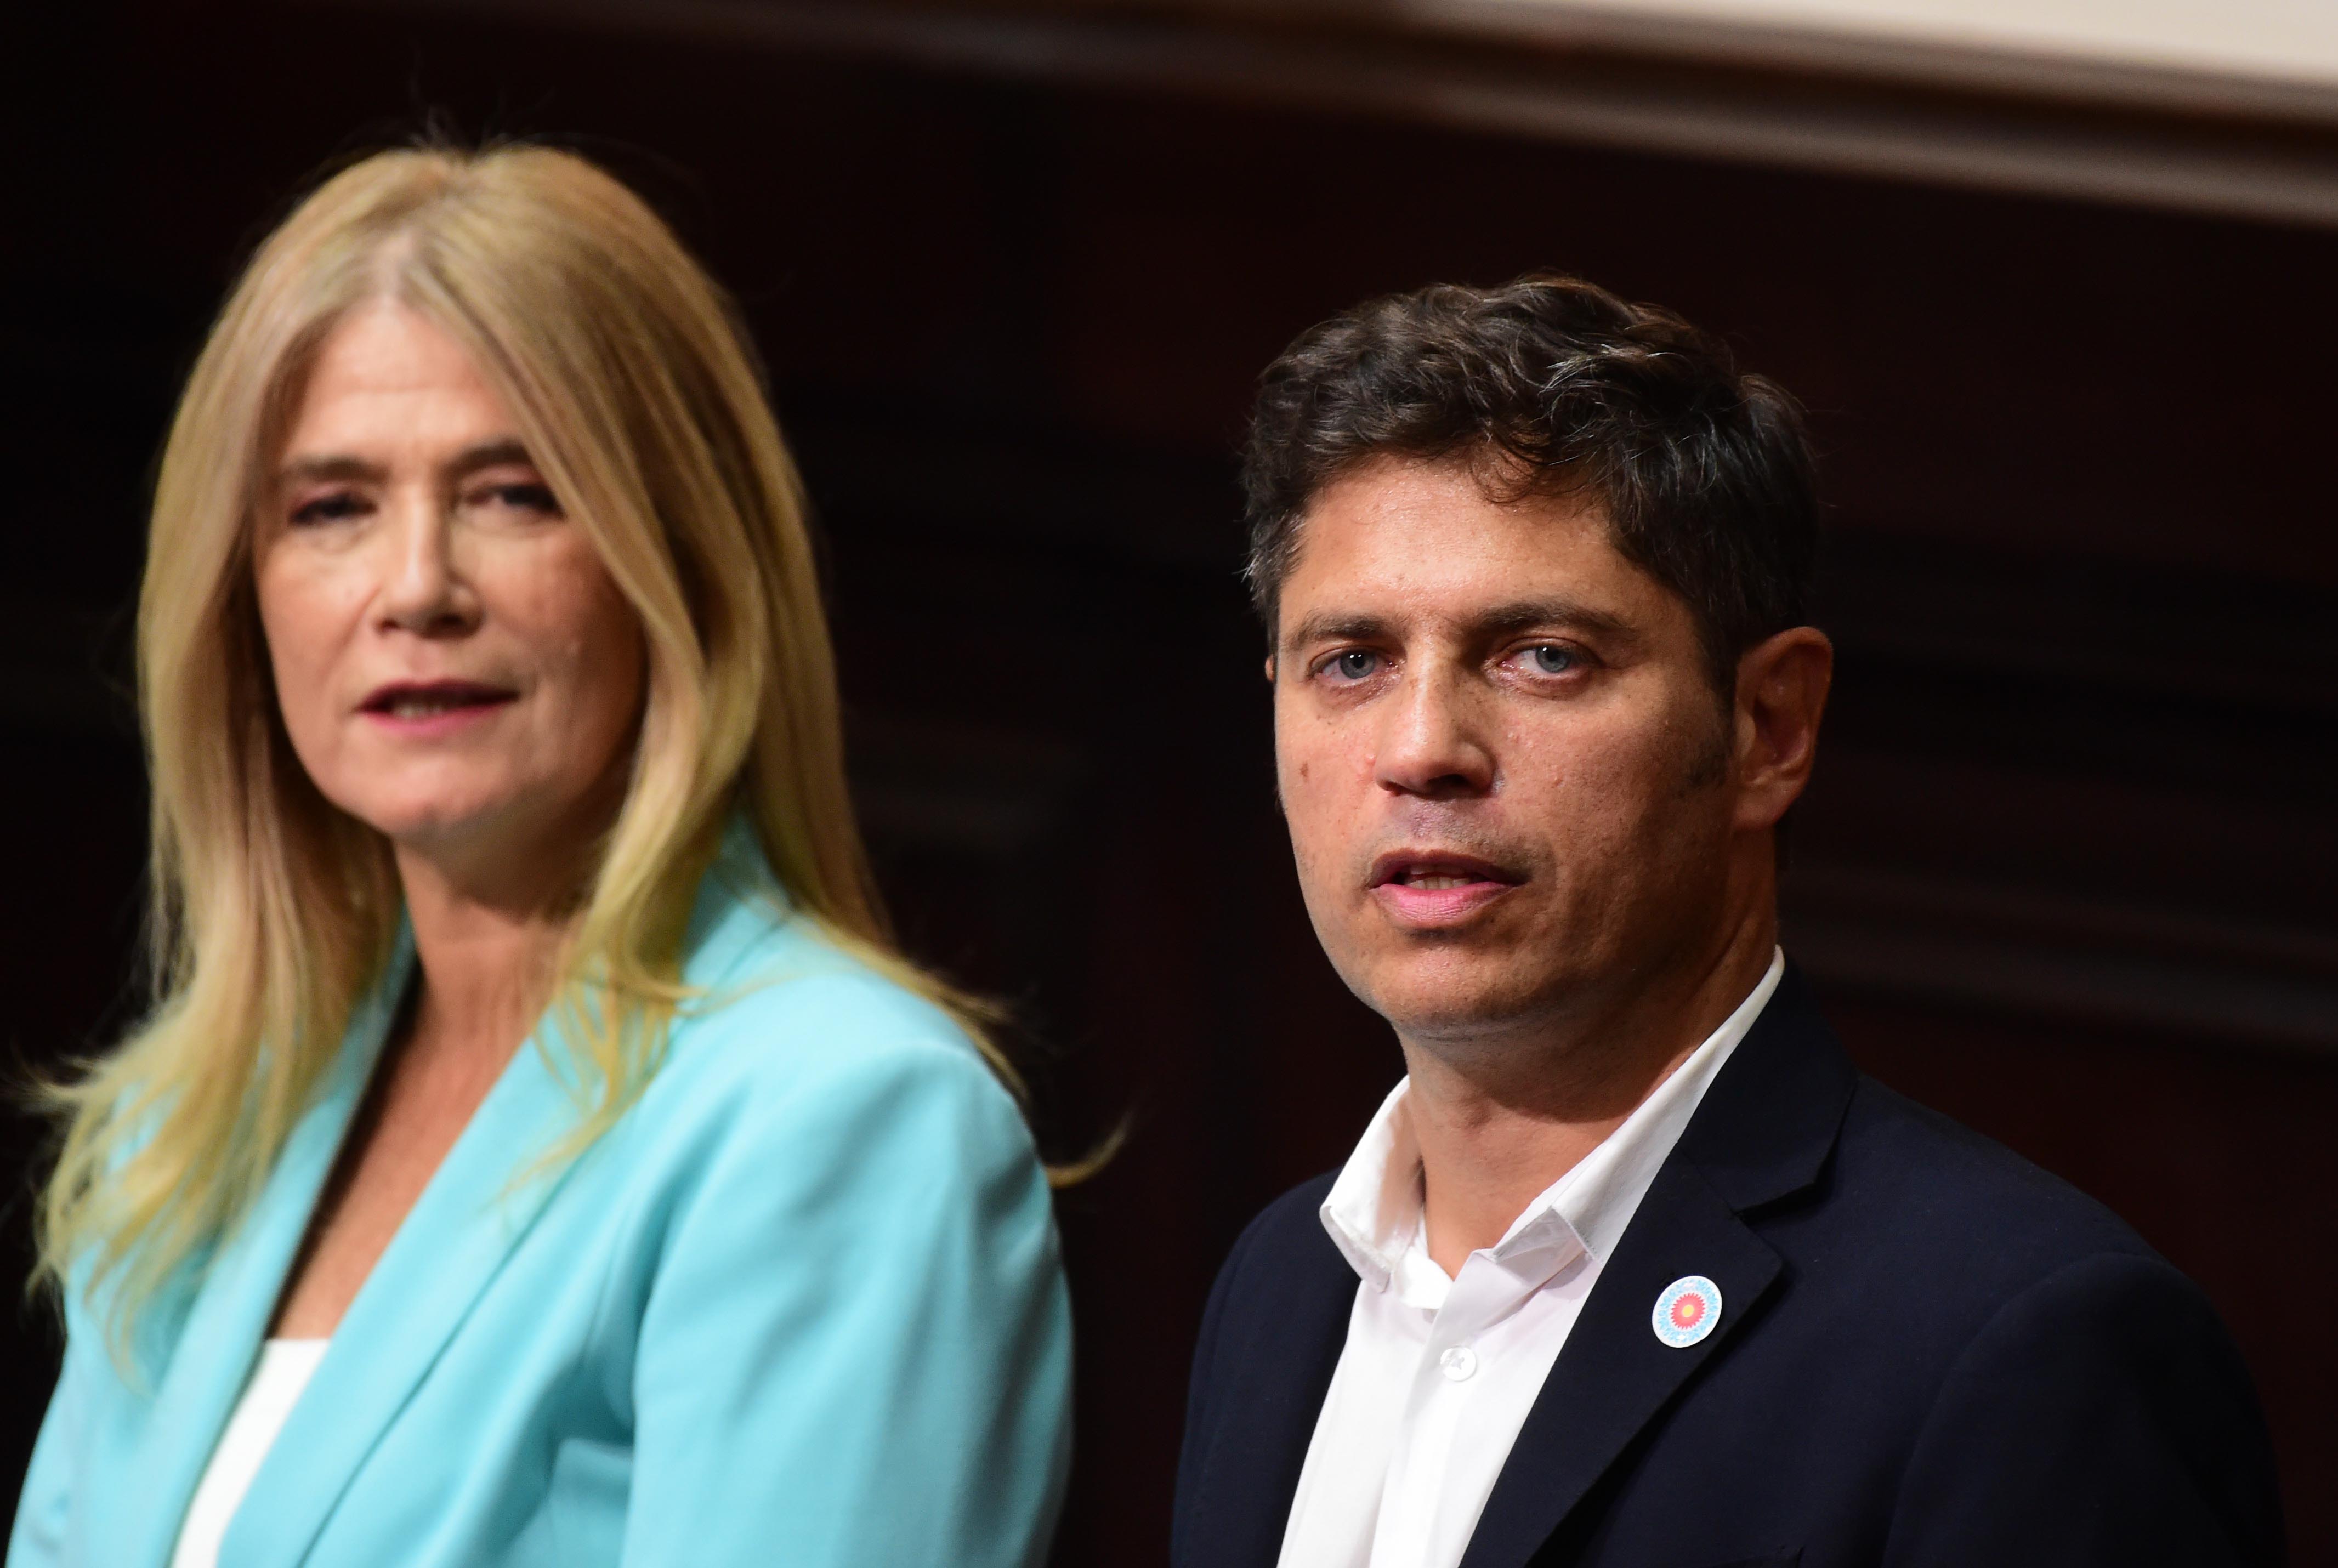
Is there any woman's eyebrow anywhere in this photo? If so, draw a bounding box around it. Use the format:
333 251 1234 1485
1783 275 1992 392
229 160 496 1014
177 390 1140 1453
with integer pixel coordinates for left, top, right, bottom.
277 439 536 488
277 452 385 486
442 437 535 481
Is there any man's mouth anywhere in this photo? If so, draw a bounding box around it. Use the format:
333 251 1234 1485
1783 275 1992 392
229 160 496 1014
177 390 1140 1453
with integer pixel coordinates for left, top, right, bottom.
1369 851 1522 890
1366 851 1523 924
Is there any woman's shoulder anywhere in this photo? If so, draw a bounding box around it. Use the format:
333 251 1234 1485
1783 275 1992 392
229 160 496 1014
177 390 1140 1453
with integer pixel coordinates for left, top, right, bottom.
644 891 1019 1145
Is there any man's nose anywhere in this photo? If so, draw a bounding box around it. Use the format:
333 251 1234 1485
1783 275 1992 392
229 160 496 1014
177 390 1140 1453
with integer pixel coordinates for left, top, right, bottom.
1374 666 1495 799
377 491 479 636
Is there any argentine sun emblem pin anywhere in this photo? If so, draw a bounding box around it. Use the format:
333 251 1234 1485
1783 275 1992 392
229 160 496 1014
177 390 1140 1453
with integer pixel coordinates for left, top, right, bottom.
1652 1275 1723 1348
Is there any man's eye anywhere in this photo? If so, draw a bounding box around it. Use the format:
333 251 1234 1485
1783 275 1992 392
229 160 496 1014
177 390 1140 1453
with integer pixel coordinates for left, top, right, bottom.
1327 650 1382 681
1526 645 1577 674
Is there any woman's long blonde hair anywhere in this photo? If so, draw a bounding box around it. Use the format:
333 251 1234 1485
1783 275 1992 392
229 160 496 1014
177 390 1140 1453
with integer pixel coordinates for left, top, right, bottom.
38 143 1026 1349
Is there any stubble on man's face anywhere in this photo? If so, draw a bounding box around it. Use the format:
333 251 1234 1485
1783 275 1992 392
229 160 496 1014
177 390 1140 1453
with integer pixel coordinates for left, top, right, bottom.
1271 458 1740 1053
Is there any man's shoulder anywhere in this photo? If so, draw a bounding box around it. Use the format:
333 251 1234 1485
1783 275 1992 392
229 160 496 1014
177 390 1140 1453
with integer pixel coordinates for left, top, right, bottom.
1803 1072 2167 1308
1210 1072 2165 1306
1727 1075 2280 1563
1690 968 2166 1311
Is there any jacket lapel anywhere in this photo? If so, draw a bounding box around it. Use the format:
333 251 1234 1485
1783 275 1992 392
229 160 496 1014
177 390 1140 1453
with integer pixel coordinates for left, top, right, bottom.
216 995 583 1567
1457 967 1858 1568
112 942 409 1568
1456 1162 1783 1568
218 829 784 1567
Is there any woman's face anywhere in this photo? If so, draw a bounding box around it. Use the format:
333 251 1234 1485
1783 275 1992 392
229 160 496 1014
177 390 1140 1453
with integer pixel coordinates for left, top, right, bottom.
256 301 646 882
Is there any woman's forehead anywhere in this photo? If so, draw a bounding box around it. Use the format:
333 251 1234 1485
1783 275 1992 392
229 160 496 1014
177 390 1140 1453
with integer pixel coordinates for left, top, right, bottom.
279 304 519 464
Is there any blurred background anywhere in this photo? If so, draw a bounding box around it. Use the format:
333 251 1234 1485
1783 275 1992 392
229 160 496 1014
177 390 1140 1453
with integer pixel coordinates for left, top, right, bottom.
4 0 2335 1560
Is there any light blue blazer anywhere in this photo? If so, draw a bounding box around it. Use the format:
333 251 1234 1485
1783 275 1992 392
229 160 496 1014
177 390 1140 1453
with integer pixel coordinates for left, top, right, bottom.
10 826 1072 1567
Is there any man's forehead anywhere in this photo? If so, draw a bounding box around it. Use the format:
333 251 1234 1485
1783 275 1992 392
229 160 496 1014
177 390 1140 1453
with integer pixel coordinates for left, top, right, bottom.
1276 467 1664 644
1287 457 1635 582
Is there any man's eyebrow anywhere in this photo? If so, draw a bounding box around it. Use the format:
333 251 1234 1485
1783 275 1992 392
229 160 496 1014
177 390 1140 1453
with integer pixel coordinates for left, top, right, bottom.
1473 598 1638 643
1281 611 1395 652
1280 599 1637 654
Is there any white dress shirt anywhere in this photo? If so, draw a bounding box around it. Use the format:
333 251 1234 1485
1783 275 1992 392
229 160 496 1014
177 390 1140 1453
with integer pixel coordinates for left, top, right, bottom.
1275 951 1785 1568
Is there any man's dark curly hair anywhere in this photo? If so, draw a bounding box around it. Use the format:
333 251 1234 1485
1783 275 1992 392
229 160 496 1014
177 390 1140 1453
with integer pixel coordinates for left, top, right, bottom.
1242 273 1819 694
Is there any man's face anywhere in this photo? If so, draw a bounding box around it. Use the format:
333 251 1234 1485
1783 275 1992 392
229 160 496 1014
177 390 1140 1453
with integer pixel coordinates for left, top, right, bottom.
1272 457 1743 1045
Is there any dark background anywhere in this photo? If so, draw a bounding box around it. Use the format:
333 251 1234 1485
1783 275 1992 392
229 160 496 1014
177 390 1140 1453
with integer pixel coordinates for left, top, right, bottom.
4 2 2335 1561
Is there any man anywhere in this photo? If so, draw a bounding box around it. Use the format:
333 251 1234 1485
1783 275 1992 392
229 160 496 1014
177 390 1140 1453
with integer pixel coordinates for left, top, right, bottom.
1174 276 2281 1568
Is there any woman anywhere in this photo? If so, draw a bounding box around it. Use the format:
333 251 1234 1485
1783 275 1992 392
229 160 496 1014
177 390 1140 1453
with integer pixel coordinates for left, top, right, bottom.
10 144 1070 1568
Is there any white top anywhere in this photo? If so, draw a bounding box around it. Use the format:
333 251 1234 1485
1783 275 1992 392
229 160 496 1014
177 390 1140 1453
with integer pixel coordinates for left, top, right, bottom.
169 1338 330 1568
1275 951 1785 1568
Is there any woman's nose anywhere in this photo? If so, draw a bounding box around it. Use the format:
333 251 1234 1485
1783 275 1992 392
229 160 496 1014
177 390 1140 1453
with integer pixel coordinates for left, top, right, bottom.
377 492 479 636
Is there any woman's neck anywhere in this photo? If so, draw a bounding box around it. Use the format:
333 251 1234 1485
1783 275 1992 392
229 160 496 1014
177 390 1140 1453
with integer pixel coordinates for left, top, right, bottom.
391 840 577 1063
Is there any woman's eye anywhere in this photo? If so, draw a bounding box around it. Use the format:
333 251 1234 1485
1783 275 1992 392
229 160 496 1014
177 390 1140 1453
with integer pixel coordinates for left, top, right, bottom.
476 482 563 516
288 491 366 526
1326 650 1382 682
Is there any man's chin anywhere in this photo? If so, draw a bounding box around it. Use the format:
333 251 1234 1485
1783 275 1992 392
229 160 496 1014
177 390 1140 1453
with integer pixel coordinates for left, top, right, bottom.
1357 960 1570 1046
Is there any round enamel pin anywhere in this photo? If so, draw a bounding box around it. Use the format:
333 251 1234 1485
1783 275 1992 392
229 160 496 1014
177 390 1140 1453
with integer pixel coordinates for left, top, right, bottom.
1652 1275 1723 1348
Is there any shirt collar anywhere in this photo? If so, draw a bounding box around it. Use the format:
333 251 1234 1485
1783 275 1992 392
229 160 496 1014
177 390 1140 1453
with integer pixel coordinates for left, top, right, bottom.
1319 948 1786 1299
1317 1077 1427 1294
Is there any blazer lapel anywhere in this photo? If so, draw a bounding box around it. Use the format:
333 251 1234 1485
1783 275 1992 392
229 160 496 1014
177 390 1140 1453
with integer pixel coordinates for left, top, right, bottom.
217 1007 584 1567
1457 1163 1783 1568
112 945 409 1568
1457 967 1858 1568
218 831 782 1567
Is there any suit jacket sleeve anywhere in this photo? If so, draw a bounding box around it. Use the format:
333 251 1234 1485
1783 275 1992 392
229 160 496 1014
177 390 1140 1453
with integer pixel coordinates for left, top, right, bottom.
1882 1251 2283 1567
618 1021 1072 1568
1175 1207 1257 1554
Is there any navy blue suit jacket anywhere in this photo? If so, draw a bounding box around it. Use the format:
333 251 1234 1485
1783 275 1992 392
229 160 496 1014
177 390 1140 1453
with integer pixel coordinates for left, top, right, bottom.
1174 967 2283 1568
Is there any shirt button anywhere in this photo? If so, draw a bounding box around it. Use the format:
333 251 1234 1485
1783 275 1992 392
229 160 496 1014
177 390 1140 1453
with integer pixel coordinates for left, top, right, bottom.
1439 1345 1478 1382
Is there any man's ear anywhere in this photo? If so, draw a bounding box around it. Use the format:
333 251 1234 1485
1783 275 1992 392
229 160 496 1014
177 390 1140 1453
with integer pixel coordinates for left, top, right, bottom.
1732 627 1832 832
1263 654 1278 685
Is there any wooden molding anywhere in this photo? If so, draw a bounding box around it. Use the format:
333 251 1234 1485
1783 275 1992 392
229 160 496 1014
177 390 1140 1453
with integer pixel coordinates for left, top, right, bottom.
314 0 2338 228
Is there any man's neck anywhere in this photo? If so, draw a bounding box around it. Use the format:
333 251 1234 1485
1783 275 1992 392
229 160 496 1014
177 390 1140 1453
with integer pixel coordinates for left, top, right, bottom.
1400 910 1778 1277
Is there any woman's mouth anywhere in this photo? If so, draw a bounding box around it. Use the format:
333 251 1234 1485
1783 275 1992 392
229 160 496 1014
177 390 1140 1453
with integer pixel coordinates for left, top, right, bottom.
359 680 518 732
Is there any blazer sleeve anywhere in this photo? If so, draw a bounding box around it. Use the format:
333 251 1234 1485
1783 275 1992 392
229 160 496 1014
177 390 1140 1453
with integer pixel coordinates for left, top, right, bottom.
618 1024 1071 1568
1882 1251 2284 1567
7 1300 96 1568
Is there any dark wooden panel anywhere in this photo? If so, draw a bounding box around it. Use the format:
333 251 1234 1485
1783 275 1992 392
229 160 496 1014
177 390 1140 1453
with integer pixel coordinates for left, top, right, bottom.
4 3 2331 1560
